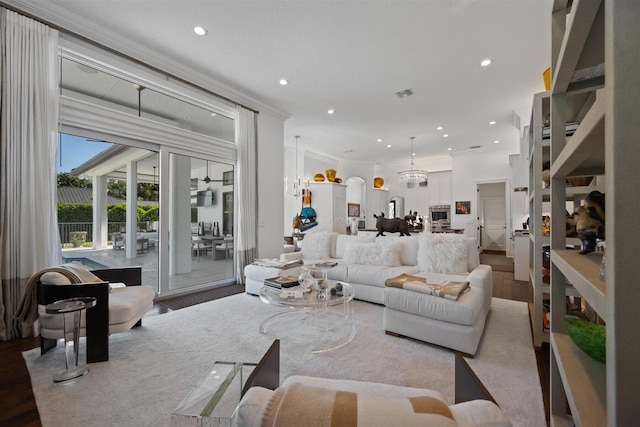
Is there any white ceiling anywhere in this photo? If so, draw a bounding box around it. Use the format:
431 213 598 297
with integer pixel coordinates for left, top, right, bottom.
12 0 552 166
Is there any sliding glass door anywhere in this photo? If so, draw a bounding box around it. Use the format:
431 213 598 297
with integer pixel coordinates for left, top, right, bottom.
163 152 235 292
57 133 160 293
58 49 238 297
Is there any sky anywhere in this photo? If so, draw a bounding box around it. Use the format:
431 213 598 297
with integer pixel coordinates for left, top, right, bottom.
57 133 113 173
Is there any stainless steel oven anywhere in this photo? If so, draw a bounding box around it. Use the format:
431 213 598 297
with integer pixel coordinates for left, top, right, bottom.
429 205 451 227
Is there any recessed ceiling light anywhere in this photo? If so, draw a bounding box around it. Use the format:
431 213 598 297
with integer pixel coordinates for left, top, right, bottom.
377 138 382 142
436 126 443 130
279 79 288 86
412 152 416 156
193 26 207 36
494 140 500 144
447 147 452 151
443 134 449 138
489 121 496 125
480 58 492 67
327 109 335 114
387 144 392 148
210 112 217 117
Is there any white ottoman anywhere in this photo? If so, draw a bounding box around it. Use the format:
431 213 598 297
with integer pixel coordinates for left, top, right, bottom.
383 286 488 356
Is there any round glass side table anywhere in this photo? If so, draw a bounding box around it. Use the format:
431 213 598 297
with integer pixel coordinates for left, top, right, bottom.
45 297 97 383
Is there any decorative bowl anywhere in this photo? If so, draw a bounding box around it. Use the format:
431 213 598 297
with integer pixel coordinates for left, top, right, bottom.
313 173 325 182
373 177 384 188
325 169 337 182
335 177 342 184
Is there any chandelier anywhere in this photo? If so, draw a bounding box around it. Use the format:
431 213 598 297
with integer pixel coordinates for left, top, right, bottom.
397 137 428 184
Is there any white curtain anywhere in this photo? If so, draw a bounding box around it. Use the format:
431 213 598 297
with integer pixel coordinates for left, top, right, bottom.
0 9 61 340
235 106 257 283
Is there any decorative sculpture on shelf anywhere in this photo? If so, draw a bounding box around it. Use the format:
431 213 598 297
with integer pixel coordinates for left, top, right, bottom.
299 188 318 231
373 177 384 188
314 173 325 182
325 169 337 182
572 190 605 254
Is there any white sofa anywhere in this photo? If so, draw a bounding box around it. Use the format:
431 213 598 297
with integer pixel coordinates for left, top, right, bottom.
244 231 492 355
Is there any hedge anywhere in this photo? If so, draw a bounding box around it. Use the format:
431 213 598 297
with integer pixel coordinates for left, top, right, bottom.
58 202 156 223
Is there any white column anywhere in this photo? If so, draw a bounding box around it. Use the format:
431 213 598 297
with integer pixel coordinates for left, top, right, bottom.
125 160 138 259
169 154 192 275
92 174 108 249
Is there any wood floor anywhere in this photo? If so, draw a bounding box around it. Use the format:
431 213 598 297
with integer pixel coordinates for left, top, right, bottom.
0 255 550 426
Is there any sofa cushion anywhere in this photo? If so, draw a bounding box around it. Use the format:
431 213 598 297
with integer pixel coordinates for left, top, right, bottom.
450 400 512 427
343 241 402 267
262 382 457 427
418 234 469 274
301 232 333 260
375 235 419 266
347 264 419 288
384 286 484 326
465 238 480 272
335 234 376 259
38 285 155 330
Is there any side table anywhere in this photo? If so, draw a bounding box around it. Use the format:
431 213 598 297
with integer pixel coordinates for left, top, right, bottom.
45 297 97 383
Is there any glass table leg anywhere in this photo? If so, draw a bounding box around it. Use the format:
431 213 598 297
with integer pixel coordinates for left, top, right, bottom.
53 310 90 383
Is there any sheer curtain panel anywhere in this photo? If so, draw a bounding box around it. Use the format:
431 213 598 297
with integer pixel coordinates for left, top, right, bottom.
0 9 60 340
234 106 257 283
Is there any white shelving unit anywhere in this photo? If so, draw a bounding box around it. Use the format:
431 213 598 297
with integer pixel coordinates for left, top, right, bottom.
528 91 551 348
548 1 640 425
528 90 603 348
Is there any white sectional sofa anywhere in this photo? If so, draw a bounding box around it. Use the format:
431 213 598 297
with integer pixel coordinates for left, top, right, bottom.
244 231 492 355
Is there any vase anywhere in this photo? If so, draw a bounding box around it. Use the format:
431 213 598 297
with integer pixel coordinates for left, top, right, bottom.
325 169 336 182
314 173 325 182
373 177 384 188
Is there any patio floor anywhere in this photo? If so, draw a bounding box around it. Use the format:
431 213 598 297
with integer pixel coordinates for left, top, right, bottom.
62 244 235 295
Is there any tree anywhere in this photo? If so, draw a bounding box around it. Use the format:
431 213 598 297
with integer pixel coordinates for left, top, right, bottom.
137 183 159 201
57 172 92 189
107 179 127 199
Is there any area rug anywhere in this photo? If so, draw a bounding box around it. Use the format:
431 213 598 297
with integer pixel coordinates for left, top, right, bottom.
23 295 545 427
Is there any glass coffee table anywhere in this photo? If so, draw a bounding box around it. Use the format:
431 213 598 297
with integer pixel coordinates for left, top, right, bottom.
259 279 356 353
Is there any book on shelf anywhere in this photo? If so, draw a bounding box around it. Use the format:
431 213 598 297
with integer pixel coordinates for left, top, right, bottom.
542 122 579 139
264 276 300 289
253 258 303 269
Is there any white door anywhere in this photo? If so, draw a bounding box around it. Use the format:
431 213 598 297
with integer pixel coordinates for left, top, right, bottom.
481 196 506 251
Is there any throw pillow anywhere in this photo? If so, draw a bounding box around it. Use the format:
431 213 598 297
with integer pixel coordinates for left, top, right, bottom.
417 233 469 274
40 262 103 285
301 232 331 260
343 241 402 267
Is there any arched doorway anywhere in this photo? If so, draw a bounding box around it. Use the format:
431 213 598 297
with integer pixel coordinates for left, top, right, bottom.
345 176 366 234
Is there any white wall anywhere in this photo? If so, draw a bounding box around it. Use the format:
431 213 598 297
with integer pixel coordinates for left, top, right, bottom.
257 111 285 259
451 149 516 253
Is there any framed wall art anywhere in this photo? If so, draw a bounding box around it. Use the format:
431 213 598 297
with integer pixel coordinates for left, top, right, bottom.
348 203 361 217
456 201 471 214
